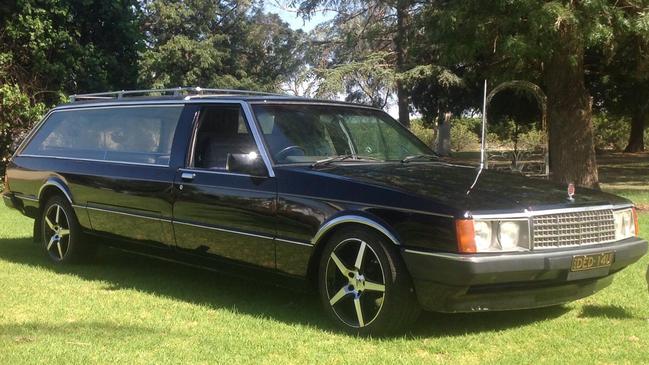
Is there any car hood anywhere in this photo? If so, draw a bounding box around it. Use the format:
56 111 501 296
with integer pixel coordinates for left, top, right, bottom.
304 162 629 213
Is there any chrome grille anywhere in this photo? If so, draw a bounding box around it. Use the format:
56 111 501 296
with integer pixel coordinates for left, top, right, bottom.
532 209 615 249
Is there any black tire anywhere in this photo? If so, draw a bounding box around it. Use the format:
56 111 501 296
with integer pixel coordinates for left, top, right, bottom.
318 226 421 335
40 195 93 264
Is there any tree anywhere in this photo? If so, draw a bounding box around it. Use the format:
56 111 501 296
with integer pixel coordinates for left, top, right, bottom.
0 0 142 97
290 0 416 126
413 1 649 188
0 0 142 175
586 6 649 153
139 0 305 91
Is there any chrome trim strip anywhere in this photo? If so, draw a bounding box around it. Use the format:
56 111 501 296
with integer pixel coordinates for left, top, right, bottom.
470 204 633 220
85 205 172 222
20 154 170 168
312 215 400 246
276 238 313 247
402 249 466 259
241 102 276 177
280 193 455 218
179 167 255 178
13 194 38 202
38 181 73 204
15 105 183 159
247 100 383 112
172 220 274 240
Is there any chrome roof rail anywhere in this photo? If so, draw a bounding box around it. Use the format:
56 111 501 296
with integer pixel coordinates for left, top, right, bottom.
69 87 284 102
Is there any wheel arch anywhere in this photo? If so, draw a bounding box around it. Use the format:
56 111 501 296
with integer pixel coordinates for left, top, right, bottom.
38 179 74 206
34 179 75 242
306 214 402 286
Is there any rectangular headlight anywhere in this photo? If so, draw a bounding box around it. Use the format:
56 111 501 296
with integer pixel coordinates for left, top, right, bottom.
613 208 636 240
459 219 530 253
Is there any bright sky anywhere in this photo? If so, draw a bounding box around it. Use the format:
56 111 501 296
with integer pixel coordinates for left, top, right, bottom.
263 2 401 118
264 2 334 32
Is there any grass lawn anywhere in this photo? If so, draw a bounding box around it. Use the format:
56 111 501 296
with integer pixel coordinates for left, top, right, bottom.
1 157 649 364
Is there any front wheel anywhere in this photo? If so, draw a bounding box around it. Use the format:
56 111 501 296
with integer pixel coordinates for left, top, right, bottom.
318 227 420 335
40 196 93 263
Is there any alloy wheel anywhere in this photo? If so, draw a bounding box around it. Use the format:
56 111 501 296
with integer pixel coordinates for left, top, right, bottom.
325 238 386 328
43 204 71 260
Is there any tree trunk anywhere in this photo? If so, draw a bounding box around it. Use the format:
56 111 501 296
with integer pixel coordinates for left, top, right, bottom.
395 0 410 128
543 26 599 188
624 105 647 153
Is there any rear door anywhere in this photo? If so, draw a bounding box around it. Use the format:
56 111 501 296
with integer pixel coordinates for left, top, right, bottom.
172 103 277 268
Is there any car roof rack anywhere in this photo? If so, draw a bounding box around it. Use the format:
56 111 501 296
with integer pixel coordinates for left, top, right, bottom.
69 87 284 102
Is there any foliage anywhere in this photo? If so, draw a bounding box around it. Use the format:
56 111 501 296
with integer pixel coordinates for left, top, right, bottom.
592 114 631 152
0 84 47 176
408 118 435 148
291 0 416 123
139 1 305 91
451 119 480 152
315 52 395 108
0 0 142 97
0 0 143 175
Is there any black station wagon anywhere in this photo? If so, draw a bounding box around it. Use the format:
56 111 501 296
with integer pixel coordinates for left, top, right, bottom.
3 87 647 334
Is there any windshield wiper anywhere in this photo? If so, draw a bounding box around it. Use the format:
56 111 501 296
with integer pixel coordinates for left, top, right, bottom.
311 154 380 168
401 153 440 163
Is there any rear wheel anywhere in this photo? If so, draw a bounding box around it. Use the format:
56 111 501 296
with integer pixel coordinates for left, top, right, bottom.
318 227 420 335
40 196 93 263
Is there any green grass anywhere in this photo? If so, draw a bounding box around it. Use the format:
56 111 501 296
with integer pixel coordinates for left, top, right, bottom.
0 205 648 364
2 152 649 364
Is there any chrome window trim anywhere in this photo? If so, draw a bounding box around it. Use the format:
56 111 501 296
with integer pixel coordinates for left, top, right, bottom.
182 101 275 178
13 109 55 158
17 104 185 167
247 100 383 112
241 102 276 177
21 154 171 168
178 167 256 178
173 220 274 241
312 215 401 246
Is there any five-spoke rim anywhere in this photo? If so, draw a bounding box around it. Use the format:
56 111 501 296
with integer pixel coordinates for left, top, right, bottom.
325 238 386 328
43 204 71 260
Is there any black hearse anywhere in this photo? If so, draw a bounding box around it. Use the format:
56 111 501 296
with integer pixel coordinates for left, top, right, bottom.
3 88 647 334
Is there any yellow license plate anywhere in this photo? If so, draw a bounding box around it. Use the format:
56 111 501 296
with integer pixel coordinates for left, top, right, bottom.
570 252 614 272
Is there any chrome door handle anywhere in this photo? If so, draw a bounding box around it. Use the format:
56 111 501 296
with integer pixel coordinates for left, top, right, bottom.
181 172 196 180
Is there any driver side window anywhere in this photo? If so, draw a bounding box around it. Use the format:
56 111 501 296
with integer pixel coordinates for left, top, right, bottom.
192 106 259 169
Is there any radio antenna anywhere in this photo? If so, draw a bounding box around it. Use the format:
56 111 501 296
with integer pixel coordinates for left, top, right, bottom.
480 80 488 169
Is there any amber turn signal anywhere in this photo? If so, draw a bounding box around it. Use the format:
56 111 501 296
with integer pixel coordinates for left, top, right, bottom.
632 207 639 236
455 219 476 253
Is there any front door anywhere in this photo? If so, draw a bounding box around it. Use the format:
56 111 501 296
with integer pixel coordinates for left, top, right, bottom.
172 104 277 269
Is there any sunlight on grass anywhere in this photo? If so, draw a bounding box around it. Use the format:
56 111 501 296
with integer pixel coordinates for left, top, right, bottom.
1 197 648 363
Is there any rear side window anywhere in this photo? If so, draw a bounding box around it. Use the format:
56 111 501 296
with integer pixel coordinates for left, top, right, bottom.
22 106 183 166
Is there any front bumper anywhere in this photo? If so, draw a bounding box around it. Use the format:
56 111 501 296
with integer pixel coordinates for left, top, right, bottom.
402 237 648 312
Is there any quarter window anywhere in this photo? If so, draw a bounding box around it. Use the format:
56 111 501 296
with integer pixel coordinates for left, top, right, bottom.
191 106 259 169
22 106 183 165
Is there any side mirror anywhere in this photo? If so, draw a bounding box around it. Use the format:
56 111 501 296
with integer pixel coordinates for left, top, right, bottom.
226 152 268 177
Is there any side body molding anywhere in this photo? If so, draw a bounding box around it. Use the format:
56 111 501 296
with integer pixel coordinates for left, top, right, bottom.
311 215 401 246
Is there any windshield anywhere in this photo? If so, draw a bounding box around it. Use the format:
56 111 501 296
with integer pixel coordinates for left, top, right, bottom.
252 104 432 164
